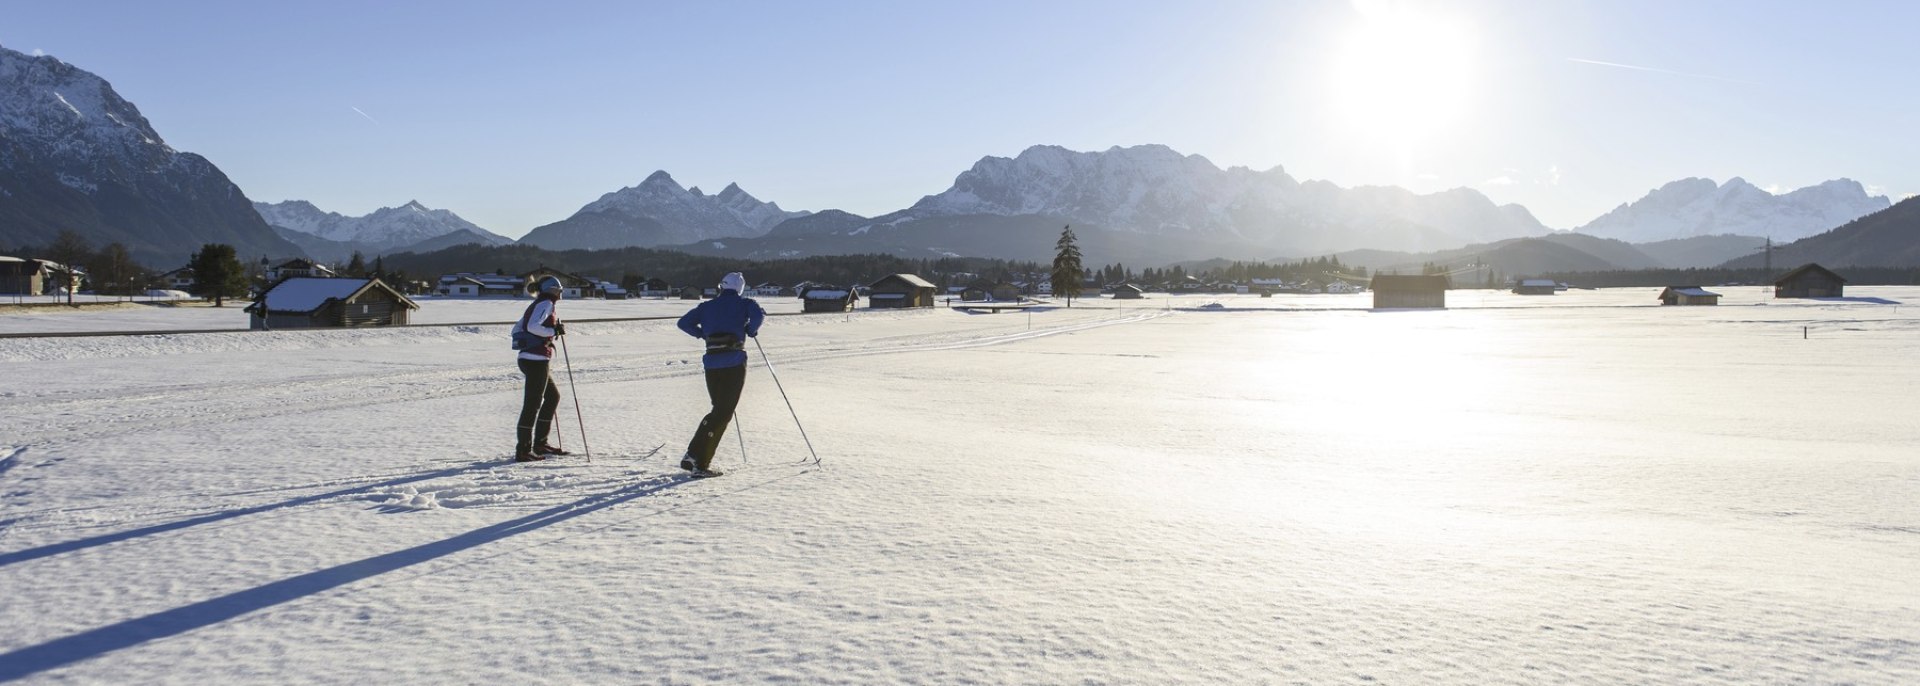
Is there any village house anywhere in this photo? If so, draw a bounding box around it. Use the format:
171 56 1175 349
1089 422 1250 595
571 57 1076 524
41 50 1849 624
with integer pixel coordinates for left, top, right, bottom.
436 272 525 297
1774 263 1846 298
1111 284 1145 300
247 277 418 329
156 266 196 291
267 258 334 282
520 267 600 299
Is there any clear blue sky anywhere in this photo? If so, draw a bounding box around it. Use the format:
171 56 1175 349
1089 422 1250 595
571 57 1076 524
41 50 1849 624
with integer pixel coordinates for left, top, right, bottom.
6 0 1915 237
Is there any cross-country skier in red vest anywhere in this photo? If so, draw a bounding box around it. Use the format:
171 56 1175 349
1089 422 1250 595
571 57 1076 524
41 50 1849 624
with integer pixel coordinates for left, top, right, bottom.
511 276 568 462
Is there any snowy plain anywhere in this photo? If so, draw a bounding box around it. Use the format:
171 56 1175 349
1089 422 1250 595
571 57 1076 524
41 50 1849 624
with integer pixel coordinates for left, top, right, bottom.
1 288 1916 684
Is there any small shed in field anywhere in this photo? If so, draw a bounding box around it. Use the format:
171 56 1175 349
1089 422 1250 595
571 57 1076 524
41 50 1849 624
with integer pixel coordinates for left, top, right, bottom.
1371 274 1449 309
247 277 418 329
990 282 1023 301
679 286 703 300
1112 284 1145 299
868 273 937 309
1774 263 1846 298
1658 286 1721 306
802 288 857 313
1513 279 1557 295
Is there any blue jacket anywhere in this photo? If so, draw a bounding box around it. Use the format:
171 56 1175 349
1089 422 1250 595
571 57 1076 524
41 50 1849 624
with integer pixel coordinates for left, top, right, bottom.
678 291 765 369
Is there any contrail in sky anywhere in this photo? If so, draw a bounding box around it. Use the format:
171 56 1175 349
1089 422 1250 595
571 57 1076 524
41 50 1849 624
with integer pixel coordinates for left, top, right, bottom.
350 106 381 125
1566 57 1762 86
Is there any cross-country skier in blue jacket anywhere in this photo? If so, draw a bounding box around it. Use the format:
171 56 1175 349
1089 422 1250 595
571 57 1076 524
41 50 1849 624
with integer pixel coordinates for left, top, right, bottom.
676 272 765 477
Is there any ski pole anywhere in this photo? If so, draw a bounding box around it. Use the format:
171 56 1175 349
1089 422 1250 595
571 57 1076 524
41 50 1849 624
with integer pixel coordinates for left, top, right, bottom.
559 333 592 462
735 413 750 464
752 337 820 466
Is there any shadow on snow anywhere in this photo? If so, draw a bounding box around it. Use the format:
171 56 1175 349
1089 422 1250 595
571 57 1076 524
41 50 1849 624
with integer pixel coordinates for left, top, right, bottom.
0 463 505 570
0 474 689 682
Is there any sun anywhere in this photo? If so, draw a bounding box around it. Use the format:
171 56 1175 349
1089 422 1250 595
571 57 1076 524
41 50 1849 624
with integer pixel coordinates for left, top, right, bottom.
1325 2 1478 153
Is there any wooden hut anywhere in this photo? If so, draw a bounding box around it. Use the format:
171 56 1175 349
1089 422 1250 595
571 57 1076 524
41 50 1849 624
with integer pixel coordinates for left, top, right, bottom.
1658 286 1721 306
868 273 937 309
990 282 1023 301
1112 284 1145 300
679 286 703 300
246 277 418 329
1774 263 1846 298
1371 274 1449 309
802 287 858 313
1512 278 1557 295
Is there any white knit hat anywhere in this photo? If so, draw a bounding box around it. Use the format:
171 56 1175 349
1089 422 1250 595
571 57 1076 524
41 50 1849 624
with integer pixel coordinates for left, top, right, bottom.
718 272 746 293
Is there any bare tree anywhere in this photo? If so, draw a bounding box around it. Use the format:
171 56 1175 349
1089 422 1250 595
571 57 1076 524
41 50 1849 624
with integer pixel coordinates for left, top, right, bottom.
45 229 95 306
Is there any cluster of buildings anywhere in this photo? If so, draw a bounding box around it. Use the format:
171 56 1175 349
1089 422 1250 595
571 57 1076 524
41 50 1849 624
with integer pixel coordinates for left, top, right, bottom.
0 256 83 296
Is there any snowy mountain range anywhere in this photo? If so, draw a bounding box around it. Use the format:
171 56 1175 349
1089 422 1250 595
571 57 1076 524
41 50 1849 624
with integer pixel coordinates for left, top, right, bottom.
886 144 1550 253
0 45 299 265
517 171 809 250
663 145 1555 262
253 199 512 261
1575 177 1889 243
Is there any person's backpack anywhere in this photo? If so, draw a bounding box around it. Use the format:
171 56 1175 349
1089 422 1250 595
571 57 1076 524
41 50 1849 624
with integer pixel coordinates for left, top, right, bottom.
510 300 547 351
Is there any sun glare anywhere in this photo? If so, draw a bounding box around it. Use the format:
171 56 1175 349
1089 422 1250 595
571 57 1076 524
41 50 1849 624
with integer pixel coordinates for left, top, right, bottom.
1326 3 1477 153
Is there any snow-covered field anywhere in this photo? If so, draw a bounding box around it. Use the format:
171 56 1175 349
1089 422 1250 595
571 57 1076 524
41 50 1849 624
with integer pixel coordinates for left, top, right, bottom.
2 288 1916 684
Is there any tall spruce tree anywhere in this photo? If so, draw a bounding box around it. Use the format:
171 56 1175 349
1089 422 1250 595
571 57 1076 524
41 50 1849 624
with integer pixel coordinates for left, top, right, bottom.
188 243 249 306
1050 225 1084 307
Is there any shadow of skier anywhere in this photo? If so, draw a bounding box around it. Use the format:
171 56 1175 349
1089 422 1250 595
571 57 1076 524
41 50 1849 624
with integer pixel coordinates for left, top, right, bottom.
0 462 501 569
0 474 689 682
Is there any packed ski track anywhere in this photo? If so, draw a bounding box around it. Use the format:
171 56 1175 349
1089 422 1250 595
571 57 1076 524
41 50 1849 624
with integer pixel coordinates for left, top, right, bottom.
2 291 1918 684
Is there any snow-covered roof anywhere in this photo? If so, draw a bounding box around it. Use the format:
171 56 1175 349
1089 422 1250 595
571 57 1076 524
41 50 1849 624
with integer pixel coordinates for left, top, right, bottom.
804 290 851 299
1519 279 1557 287
258 278 416 313
1664 287 1720 297
873 273 936 289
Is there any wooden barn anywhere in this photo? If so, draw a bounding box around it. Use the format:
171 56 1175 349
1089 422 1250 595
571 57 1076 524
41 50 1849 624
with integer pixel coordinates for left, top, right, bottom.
1371 274 1449 309
991 282 1023 301
868 273 937 309
1512 279 1557 295
679 286 703 300
1658 286 1721 306
1111 284 1145 299
1774 263 1846 298
802 287 857 313
247 277 418 329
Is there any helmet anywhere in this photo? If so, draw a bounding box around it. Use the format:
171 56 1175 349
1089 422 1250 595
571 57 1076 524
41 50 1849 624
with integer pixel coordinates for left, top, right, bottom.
718 272 746 294
537 276 563 294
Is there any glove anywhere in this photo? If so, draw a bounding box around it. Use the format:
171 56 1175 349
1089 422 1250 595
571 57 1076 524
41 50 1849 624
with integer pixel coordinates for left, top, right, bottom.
746 329 758 339
552 322 567 336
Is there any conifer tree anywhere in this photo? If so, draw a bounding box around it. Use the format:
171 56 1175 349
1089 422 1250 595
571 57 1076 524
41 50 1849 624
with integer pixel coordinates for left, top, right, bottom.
188 243 248 306
1050 225 1084 307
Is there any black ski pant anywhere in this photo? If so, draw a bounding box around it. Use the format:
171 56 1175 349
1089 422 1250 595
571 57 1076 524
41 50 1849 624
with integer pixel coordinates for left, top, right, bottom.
516 357 560 453
686 363 746 469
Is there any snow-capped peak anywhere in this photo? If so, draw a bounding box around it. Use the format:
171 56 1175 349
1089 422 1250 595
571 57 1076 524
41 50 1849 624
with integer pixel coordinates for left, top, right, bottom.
254 199 507 251
1576 177 1890 242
